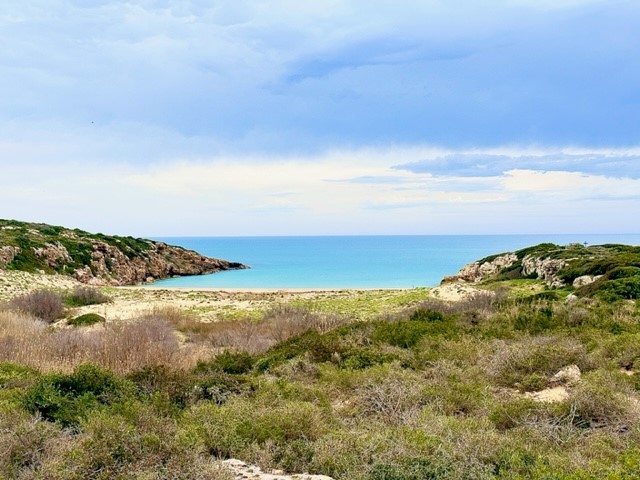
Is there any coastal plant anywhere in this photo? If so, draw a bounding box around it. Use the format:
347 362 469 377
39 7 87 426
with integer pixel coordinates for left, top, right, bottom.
67 312 105 327
64 286 111 306
8 289 65 323
41 405 233 480
484 335 589 390
22 363 135 427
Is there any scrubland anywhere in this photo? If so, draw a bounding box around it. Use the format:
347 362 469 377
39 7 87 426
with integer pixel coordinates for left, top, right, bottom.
1 281 640 479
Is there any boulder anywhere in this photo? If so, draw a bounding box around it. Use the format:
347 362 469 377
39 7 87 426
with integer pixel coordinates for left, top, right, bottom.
550 365 581 386
573 275 602 288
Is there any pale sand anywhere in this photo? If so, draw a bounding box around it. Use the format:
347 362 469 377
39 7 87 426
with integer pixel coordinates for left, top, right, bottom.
0 270 482 322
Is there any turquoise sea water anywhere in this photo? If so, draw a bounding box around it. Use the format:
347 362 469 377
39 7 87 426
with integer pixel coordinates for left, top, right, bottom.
149 235 640 289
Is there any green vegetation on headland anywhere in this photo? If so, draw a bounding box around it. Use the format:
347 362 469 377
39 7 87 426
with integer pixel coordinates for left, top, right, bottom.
0 242 639 479
0 219 245 285
447 242 640 302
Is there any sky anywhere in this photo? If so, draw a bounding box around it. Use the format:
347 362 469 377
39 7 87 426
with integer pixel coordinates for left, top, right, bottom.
1 0 639 236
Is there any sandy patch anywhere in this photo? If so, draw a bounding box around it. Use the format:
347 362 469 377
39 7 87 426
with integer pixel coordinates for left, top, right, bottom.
525 386 570 403
429 282 483 302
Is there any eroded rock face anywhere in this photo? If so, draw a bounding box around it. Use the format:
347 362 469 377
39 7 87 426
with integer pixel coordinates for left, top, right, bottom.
522 255 567 288
19 239 245 286
442 253 517 283
77 240 246 285
0 246 20 266
33 242 73 269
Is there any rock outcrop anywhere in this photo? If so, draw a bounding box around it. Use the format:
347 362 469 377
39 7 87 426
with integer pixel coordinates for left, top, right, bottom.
0 219 246 286
441 253 517 283
521 255 567 288
69 240 246 285
443 251 567 287
0 246 20 266
572 274 602 288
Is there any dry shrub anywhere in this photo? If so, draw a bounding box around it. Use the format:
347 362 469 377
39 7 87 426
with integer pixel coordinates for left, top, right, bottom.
568 371 640 430
484 336 590 389
0 407 71 479
146 304 345 355
0 310 200 374
8 289 65 323
354 369 426 425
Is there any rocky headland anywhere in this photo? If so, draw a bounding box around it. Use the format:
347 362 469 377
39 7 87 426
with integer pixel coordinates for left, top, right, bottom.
0 219 246 286
442 242 640 301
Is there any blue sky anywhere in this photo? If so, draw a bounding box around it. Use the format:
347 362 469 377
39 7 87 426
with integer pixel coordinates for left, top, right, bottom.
1 0 639 235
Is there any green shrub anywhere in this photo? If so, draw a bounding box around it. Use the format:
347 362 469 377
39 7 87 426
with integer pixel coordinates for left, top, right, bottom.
44 404 231 480
0 362 38 388
186 397 330 463
205 350 255 374
596 276 640 302
255 329 341 371
513 305 561 333
369 459 449 480
65 286 111 307
372 318 458 349
22 364 134 427
339 347 398 370
409 309 445 322
67 313 105 327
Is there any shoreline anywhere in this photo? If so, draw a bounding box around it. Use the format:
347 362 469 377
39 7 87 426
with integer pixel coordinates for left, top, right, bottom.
1 270 479 323
135 285 419 293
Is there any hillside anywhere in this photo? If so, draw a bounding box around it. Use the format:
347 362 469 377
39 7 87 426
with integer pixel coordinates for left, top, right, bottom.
443 242 640 301
0 219 246 285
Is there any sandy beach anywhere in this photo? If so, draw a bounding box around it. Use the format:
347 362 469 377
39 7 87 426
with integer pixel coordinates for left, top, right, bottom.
0 269 481 322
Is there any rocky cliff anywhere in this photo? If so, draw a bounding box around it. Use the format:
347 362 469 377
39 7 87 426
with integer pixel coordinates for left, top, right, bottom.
442 242 640 299
0 219 246 286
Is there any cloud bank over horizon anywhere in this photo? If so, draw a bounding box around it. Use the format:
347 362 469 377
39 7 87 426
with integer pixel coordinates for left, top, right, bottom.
1 1 639 235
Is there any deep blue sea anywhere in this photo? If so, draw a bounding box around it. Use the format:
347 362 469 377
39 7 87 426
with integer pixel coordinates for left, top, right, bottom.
149 235 640 289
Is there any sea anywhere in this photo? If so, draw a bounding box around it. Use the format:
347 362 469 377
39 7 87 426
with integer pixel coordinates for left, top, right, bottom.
148 235 640 289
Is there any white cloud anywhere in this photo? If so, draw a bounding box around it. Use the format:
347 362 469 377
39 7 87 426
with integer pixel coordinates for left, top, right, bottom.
1 144 637 235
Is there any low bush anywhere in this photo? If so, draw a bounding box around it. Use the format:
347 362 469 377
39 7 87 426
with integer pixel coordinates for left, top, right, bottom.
8 289 65 323
255 329 342 371
485 336 589 389
64 286 111 306
568 371 639 429
67 313 105 327
204 350 255 374
45 404 232 480
22 363 135 427
369 459 450 480
372 317 458 349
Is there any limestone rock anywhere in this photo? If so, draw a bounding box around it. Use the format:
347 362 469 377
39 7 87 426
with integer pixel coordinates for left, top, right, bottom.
71 240 247 286
0 246 20 266
521 255 567 288
32 242 73 269
565 294 579 303
442 253 517 283
573 275 602 288
550 365 581 386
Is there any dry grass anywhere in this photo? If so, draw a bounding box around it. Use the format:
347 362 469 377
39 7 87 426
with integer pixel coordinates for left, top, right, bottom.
0 310 206 374
7 289 65 323
143 304 346 354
